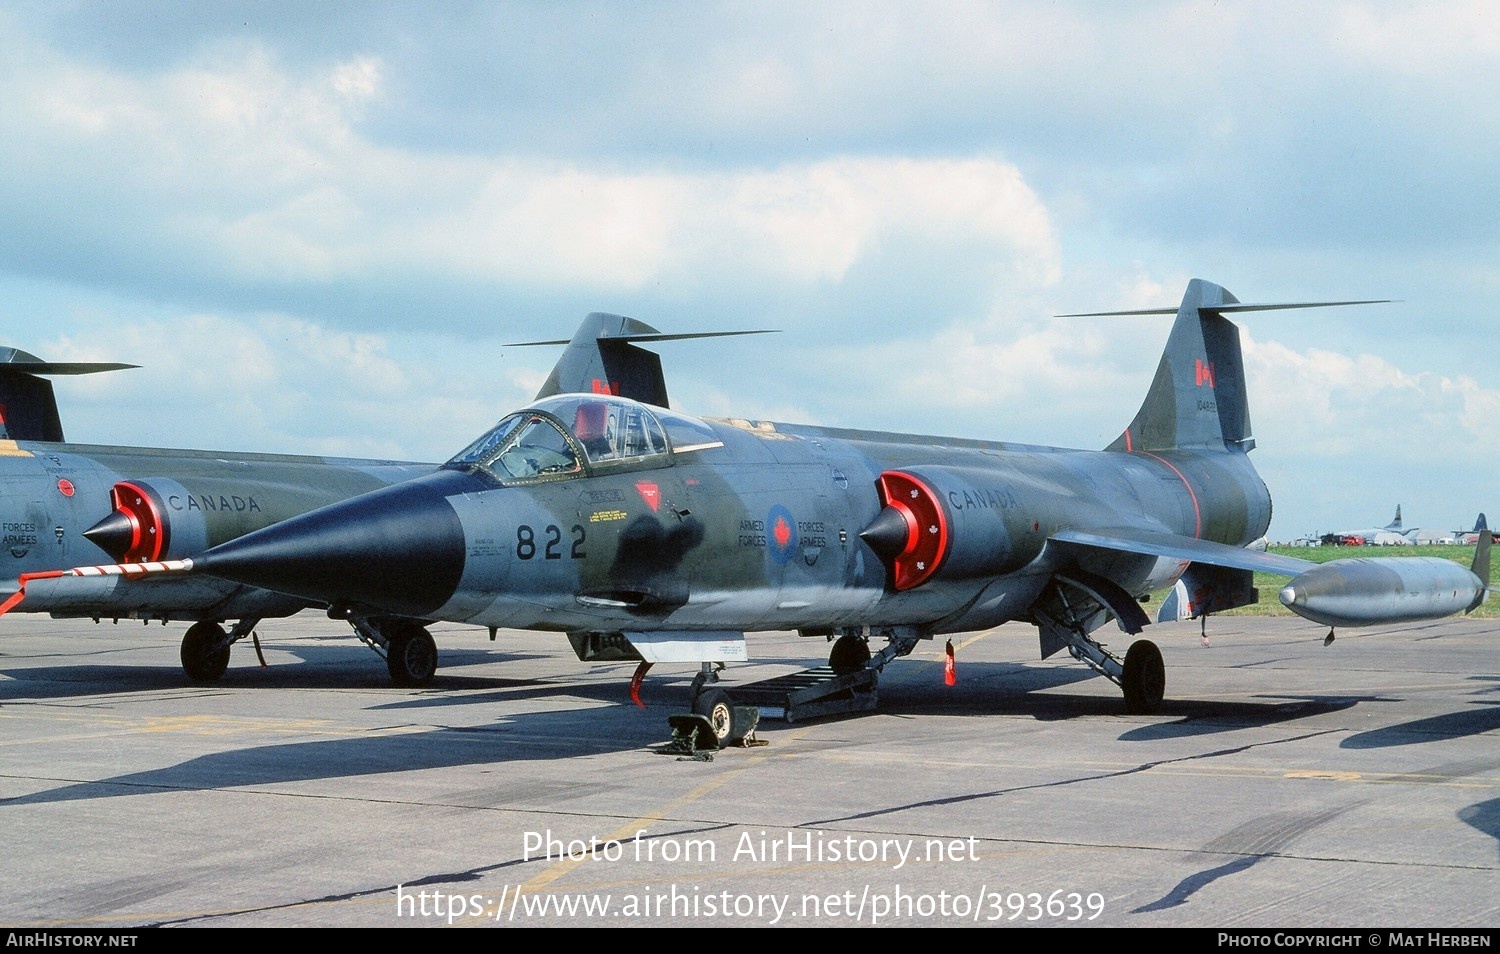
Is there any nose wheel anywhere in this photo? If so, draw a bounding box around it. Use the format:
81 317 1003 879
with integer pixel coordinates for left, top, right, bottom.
384 621 439 687
347 615 440 686
692 687 751 746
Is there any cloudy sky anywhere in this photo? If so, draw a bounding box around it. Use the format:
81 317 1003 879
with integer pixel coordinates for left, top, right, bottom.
0 1 1493 541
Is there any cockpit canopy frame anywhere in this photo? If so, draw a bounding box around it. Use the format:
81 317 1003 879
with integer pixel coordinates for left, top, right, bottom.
444 394 722 485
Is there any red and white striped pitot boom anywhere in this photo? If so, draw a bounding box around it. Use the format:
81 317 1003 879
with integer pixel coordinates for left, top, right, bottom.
0 559 195 616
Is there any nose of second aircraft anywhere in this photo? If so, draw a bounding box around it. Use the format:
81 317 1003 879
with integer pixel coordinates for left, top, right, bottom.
193 470 476 618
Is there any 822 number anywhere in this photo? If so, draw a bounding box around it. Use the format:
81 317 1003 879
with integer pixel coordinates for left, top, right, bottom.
516 524 586 560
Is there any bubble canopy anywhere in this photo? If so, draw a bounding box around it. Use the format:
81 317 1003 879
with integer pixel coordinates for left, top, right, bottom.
444 395 722 483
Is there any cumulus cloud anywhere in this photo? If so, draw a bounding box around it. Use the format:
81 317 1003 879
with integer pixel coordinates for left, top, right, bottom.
4 59 1051 283
1242 333 1495 453
443 156 1057 292
0 23 1058 340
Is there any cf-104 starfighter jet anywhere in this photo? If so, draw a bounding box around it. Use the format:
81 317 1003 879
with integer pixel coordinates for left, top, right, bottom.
34 280 1494 739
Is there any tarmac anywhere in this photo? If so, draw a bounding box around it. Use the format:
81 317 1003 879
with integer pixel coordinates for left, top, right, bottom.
1 610 1496 928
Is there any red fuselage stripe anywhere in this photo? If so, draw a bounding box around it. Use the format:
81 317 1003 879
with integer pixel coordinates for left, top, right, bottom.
1143 452 1202 539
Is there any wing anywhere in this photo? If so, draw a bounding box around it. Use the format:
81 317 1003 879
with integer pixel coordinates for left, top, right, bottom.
1046 527 1313 624
1050 527 1314 576
1050 526 1489 628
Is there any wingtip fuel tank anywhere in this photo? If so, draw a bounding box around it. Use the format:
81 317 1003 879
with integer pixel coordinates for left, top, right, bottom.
1279 556 1487 628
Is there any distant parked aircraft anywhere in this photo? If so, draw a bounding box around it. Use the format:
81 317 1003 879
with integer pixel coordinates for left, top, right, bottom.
1321 505 1417 546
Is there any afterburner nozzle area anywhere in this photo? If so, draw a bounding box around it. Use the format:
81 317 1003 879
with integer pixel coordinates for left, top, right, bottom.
192 470 478 619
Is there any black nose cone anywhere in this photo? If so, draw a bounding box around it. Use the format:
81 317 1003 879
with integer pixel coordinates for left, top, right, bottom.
194 470 473 618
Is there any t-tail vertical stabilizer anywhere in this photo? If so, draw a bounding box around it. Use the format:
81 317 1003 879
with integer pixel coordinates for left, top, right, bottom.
1110 279 1251 453
1063 282 1388 455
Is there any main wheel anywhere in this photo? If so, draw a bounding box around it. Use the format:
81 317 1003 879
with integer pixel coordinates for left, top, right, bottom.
1121 639 1165 714
385 622 438 687
692 687 741 746
181 620 230 682
828 634 871 674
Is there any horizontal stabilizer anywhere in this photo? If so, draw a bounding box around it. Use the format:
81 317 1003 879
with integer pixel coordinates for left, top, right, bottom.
507 329 776 347
0 362 139 375
0 346 138 376
519 313 778 407
1058 299 1390 318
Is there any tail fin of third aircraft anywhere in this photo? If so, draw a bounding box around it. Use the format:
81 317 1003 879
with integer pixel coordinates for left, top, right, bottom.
1386 504 1404 532
0 348 137 443
1063 280 1388 456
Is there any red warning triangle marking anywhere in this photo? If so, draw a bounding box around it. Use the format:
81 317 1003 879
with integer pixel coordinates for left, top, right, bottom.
636 482 660 512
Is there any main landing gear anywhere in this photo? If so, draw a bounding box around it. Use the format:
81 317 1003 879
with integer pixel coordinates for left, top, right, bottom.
1036 608 1166 714
1120 639 1165 715
1033 573 1168 714
827 632 872 674
1066 633 1165 715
